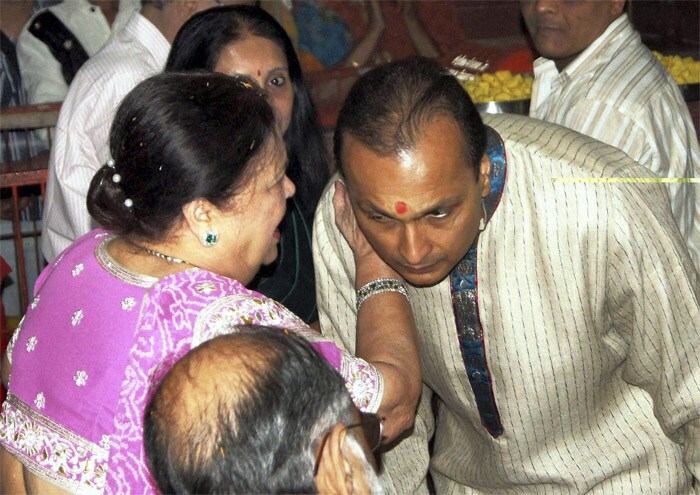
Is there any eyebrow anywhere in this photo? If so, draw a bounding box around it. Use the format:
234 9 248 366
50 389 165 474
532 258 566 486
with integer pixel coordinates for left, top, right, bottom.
263 65 289 75
358 195 463 220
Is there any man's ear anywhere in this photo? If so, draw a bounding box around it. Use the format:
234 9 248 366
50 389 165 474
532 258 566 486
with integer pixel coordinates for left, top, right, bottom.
314 424 352 495
611 0 626 17
479 154 491 198
175 0 200 20
181 198 215 241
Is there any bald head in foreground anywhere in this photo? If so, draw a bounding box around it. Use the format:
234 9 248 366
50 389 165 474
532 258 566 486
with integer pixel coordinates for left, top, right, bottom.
144 327 384 494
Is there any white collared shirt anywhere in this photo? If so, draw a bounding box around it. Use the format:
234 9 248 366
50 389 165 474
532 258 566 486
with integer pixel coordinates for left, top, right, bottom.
41 11 170 260
16 0 139 105
531 14 700 271
314 114 700 494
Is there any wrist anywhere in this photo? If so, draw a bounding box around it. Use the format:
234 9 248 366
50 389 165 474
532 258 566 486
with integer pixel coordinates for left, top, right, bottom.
356 278 409 311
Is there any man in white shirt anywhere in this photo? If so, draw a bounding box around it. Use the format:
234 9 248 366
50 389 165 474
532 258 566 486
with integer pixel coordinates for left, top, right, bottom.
16 0 138 104
522 0 700 271
41 0 228 260
314 58 699 493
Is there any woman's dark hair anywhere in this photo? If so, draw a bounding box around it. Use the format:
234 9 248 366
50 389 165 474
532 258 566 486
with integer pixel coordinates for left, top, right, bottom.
87 71 276 241
334 57 487 180
165 5 330 217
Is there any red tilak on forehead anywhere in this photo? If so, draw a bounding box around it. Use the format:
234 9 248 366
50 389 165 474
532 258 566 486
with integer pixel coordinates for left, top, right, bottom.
395 201 408 214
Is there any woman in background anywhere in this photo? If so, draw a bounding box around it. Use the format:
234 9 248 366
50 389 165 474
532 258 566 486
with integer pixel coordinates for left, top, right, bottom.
166 5 329 324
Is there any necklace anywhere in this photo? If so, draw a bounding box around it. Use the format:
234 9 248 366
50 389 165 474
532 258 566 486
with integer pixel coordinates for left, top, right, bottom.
128 241 198 267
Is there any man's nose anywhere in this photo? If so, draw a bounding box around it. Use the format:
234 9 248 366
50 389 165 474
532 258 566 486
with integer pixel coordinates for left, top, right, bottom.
533 0 559 14
398 224 431 266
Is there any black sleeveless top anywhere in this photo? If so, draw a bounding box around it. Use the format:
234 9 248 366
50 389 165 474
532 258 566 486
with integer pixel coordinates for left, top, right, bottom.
249 195 317 323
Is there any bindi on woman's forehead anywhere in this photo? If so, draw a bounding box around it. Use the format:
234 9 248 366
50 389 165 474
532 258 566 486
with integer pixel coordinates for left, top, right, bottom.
395 201 408 215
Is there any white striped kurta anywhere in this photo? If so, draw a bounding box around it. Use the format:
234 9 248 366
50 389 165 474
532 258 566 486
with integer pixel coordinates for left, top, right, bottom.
530 14 700 272
41 11 170 261
313 114 700 494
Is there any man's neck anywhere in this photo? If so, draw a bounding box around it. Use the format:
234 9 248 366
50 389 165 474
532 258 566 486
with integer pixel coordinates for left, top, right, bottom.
140 3 179 43
0 1 35 39
90 1 120 28
553 13 626 73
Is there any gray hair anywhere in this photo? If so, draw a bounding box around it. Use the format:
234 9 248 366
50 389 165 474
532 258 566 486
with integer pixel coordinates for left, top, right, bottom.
144 326 356 494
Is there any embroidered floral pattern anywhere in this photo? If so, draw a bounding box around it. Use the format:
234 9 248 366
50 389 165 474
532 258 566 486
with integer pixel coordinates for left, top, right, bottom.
0 395 108 493
74 371 88 387
121 297 136 311
26 336 38 352
94 231 110 238
71 310 84 327
34 392 46 410
72 263 84 277
340 356 383 413
30 295 40 309
195 282 217 295
193 294 306 347
99 435 111 450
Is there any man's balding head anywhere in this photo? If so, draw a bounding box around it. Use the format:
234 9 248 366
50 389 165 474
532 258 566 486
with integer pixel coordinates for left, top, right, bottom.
144 327 380 494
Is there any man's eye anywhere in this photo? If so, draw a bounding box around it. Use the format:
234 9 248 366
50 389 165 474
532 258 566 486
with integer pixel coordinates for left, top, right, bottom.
367 212 387 222
430 209 449 219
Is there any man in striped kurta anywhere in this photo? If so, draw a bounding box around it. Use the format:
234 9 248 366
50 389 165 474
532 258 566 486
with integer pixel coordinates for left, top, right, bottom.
523 0 700 271
313 58 700 493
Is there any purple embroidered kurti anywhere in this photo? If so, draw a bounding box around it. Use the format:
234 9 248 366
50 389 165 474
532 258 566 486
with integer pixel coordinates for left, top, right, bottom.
0 230 383 494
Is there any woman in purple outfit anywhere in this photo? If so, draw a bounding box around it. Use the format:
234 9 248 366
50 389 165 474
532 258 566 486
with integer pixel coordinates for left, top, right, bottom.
0 71 420 494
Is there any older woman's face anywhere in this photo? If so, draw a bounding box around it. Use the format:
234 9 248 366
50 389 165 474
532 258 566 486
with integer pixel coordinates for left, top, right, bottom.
212 136 295 283
215 35 295 134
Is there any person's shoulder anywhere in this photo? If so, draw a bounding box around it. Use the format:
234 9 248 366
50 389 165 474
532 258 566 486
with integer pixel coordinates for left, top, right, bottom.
18 0 84 41
483 113 639 178
150 270 308 348
63 35 156 103
38 229 112 286
579 31 678 111
314 172 341 230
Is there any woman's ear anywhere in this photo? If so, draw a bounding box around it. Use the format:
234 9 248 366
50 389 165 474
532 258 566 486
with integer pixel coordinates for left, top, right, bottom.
181 198 215 240
479 154 491 198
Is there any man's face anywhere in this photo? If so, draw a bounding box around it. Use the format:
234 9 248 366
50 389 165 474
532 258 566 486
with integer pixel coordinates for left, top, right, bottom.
342 116 489 288
520 0 625 71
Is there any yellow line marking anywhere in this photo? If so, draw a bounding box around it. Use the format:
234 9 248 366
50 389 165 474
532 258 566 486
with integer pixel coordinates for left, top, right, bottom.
552 178 699 184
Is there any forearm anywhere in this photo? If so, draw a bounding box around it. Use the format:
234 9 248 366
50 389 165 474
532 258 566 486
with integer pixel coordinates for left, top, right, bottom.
403 17 440 59
319 179 422 441
343 27 383 68
343 0 384 68
354 255 421 441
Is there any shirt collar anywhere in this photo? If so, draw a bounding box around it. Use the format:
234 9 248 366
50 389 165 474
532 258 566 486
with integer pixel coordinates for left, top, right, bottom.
533 13 629 79
482 125 507 228
123 11 170 64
